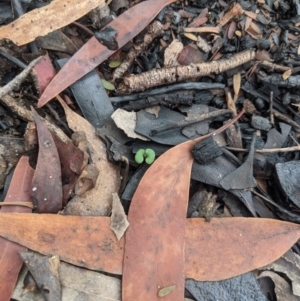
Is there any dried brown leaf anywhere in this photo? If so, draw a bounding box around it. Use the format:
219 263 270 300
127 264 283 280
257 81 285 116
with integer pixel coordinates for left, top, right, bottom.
111 108 149 140
233 72 241 97
57 97 120 216
0 213 299 283
32 110 62 213
110 193 129 241
0 156 33 301
122 112 245 301
0 0 105 45
164 39 183 67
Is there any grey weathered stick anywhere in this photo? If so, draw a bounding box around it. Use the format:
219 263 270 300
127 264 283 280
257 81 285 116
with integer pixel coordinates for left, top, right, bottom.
122 49 255 92
0 56 43 98
0 94 70 143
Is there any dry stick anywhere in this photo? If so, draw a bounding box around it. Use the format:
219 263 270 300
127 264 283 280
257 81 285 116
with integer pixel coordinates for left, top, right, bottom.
113 21 164 81
273 109 300 133
0 94 70 142
150 109 232 136
226 145 300 153
259 60 292 73
123 49 255 92
269 91 274 125
0 56 43 98
184 26 221 34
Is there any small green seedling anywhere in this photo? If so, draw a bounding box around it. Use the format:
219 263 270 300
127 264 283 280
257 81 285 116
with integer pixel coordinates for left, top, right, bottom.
134 148 156 165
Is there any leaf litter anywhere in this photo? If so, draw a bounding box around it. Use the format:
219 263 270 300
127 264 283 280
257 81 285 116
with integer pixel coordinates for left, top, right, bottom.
2 0 300 300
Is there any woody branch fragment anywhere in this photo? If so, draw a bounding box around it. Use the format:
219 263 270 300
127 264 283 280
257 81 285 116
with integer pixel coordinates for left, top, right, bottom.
121 49 255 93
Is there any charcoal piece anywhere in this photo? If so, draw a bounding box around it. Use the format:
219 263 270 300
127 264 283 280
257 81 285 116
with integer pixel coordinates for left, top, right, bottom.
132 141 170 156
187 190 207 218
276 160 300 208
192 156 256 216
259 74 300 88
253 196 277 219
251 116 272 131
179 104 210 138
56 59 114 128
135 106 199 145
0 3 12 24
257 39 271 49
240 35 257 50
242 81 287 113
186 272 267 301
220 134 257 190
106 135 133 162
192 136 223 164
219 190 253 217
264 123 291 149
193 90 214 105
94 26 118 50
121 164 148 201
282 92 291 105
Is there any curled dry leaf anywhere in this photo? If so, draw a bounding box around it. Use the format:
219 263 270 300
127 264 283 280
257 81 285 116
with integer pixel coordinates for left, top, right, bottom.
0 0 105 45
110 193 129 241
74 165 99 196
56 96 120 216
111 109 149 141
164 39 183 67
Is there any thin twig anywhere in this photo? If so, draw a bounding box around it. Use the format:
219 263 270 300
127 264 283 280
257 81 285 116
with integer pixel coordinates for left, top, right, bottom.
225 145 300 153
150 109 232 136
273 109 300 132
184 26 221 34
0 94 70 142
269 91 274 125
112 82 225 103
121 49 255 93
72 21 94 36
0 49 27 69
0 56 43 98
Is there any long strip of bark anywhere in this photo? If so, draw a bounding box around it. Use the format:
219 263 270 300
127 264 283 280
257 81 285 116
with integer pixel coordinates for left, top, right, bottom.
122 49 255 92
0 56 42 98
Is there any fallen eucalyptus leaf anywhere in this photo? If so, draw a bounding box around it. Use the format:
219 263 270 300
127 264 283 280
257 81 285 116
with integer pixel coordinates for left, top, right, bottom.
0 156 33 301
32 109 62 213
0 0 106 45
